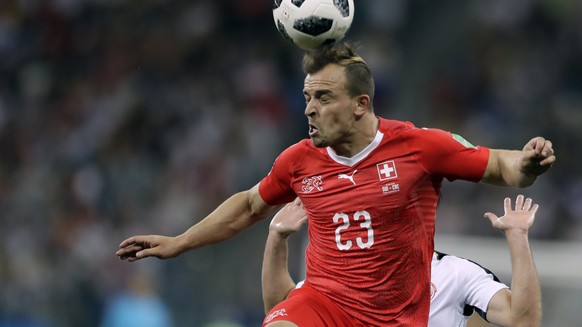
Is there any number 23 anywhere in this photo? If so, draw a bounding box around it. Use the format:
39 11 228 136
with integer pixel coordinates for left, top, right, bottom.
333 211 374 250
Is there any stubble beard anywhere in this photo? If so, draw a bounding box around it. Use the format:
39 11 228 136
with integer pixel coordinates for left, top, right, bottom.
310 136 327 148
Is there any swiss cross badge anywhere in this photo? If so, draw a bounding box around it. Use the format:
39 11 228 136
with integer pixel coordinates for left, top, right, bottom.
377 161 397 181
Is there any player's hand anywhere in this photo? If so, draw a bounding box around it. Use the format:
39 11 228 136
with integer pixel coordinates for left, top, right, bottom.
519 136 556 177
269 198 308 238
116 235 180 262
484 195 538 234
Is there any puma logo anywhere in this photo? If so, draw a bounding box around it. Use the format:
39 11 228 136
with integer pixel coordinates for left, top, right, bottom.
338 170 357 186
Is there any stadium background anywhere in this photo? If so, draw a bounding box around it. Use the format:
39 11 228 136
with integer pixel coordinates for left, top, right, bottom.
0 0 580 326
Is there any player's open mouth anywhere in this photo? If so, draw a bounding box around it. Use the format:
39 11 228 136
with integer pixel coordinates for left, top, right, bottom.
309 124 318 137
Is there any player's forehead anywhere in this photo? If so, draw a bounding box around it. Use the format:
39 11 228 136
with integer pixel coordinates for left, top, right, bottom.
303 64 347 95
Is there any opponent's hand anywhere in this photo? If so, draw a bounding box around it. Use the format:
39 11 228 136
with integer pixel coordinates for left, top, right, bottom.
269 198 308 238
116 235 181 262
519 136 556 177
484 194 538 234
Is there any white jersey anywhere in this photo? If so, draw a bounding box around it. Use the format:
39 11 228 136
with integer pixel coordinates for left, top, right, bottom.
429 251 509 327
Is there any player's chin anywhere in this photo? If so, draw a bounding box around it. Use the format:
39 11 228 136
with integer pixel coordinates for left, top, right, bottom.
310 137 327 148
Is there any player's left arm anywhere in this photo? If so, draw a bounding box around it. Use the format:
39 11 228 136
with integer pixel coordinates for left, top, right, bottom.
481 137 555 188
482 195 542 327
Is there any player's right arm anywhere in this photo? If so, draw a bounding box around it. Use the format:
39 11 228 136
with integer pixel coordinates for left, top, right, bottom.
116 141 303 262
482 195 542 327
262 198 308 313
116 183 279 261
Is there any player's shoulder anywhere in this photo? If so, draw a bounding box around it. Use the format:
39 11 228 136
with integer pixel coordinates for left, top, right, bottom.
378 117 417 134
277 139 321 162
434 251 478 266
283 139 316 155
378 117 444 138
433 251 497 279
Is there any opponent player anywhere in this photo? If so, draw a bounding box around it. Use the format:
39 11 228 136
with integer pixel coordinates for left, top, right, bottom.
262 196 542 327
116 44 555 326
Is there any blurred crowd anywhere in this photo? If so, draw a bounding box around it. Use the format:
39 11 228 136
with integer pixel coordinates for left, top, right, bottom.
0 0 580 326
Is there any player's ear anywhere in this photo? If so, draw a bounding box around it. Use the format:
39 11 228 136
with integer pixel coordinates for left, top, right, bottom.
354 94 370 117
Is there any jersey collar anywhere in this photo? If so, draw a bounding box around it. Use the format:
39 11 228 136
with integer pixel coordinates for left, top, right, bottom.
326 130 384 167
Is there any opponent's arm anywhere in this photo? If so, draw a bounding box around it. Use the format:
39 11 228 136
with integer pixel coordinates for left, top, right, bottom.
483 195 542 327
117 183 278 262
481 137 555 187
262 198 307 313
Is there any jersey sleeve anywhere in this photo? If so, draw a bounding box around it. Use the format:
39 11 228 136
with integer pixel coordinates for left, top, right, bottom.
405 127 490 182
258 142 305 206
456 257 509 318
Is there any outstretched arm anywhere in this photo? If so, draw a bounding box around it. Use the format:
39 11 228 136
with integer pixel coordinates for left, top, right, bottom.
116 183 278 262
481 137 555 187
483 195 542 327
262 198 308 313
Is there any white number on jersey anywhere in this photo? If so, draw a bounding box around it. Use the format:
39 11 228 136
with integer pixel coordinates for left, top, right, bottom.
332 211 374 250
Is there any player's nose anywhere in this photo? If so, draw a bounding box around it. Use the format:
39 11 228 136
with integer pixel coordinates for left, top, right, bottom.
304 99 317 117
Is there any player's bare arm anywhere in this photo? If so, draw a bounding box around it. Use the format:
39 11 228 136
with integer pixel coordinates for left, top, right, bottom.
262 198 307 312
482 195 542 327
481 136 555 187
117 183 278 262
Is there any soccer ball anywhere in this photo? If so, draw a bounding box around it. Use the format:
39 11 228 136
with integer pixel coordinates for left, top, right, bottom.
273 0 355 50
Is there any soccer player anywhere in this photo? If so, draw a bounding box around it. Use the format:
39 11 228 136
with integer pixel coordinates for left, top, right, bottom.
116 44 555 326
262 196 542 327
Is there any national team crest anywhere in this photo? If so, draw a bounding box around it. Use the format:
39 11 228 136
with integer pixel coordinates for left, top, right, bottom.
377 161 397 181
264 308 288 324
301 175 323 193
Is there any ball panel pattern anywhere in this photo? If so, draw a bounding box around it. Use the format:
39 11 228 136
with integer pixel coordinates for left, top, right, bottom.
272 0 354 49
293 16 334 36
291 0 307 7
333 0 350 17
276 20 294 43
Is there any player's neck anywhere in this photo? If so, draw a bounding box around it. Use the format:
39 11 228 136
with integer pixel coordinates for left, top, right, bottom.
330 115 379 158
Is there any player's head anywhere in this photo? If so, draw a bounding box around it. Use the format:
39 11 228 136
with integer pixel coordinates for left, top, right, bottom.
302 43 376 151
302 43 375 108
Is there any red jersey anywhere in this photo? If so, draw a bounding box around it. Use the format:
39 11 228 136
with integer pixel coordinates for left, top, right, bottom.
259 118 489 326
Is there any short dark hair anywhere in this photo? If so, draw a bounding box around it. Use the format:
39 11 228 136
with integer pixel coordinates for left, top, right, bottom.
302 43 375 106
